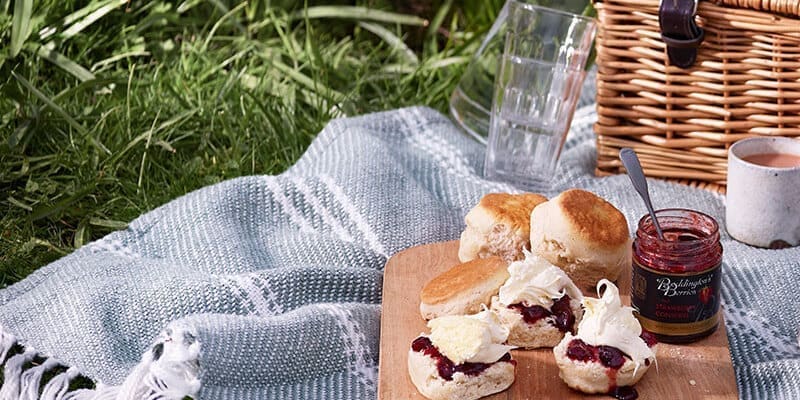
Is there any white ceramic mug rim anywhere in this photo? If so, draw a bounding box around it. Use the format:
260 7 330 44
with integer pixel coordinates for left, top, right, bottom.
729 137 800 171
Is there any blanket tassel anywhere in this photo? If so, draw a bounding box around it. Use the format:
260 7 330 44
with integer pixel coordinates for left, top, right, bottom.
40 366 81 400
62 384 117 400
20 358 61 400
0 327 15 362
115 326 201 400
0 324 200 400
0 348 38 400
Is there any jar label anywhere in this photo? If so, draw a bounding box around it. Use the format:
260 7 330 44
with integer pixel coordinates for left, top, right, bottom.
631 261 721 336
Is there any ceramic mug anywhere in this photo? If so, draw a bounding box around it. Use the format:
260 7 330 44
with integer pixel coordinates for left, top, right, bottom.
726 137 800 248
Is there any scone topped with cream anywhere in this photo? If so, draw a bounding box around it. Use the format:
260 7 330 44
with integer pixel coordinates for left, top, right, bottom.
459 192 547 263
490 251 583 348
408 309 516 400
553 279 657 398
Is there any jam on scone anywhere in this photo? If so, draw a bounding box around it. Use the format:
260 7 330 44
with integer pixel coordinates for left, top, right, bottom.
490 251 584 348
407 309 516 400
554 279 657 399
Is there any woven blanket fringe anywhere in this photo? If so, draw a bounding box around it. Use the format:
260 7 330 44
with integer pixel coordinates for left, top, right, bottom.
20 358 60 400
0 324 201 400
61 386 117 400
0 348 37 400
0 329 14 363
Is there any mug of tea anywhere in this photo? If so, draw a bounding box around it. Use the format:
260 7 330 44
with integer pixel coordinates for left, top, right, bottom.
726 137 800 248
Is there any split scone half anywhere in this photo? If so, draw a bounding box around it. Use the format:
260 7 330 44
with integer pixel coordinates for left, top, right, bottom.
459 192 547 263
553 280 658 396
529 189 631 291
419 257 509 320
489 251 583 348
408 309 516 400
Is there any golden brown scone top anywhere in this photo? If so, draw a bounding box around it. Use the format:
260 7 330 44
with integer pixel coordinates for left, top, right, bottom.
478 193 548 233
558 189 629 247
420 257 508 305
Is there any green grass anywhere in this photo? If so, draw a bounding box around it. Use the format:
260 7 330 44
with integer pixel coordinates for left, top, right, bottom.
0 0 509 287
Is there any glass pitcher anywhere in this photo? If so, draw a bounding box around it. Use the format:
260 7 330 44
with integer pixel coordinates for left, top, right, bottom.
450 0 591 144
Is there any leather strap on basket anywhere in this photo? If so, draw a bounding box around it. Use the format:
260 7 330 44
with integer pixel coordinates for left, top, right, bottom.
659 0 705 68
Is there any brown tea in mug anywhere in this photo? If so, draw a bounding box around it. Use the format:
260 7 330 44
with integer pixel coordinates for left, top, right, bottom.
741 153 800 168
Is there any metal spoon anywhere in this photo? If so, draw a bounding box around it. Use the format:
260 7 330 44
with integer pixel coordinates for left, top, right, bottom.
619 148 665 240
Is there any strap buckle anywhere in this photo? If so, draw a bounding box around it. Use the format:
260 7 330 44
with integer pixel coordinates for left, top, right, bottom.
658 0 704 68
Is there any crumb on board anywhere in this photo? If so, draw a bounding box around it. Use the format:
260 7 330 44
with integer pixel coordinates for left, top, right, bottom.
690 379 697 386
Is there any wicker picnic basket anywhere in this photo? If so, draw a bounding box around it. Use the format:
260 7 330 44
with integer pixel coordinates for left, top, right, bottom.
593 0 800 192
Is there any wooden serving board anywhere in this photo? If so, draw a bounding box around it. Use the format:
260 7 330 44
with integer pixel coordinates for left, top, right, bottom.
378 241 738 399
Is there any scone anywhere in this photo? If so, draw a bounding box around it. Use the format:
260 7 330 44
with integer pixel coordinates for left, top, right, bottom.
408 310 516 400
459 192 548 263
420 257 509 320
489 251 583 348
529 189 631 290
553 279 657 396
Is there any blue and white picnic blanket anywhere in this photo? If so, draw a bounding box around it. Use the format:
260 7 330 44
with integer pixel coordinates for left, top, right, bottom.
1 79 799 399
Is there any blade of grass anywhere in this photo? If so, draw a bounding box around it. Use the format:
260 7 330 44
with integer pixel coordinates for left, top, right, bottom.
90 49 149 71
88 218 128 230
8 119 31 148
10 0 33 57
379 63 415 74
60 0 127 40
154 139 175 153
297 6 428 26
11 72 81 134
126 63 135 138
106 107 198 165
269 59 346 104
37 46 96 81
207 0 245 34
11 71 110 154
303 14 323 70
7 196 33 211
264 9 302 64
215 66 242 103
381 56 468 74
29 182 96 221
137 109 160 189
357 22 418 66
176 0 203 14
331 37 353 70
63 0 116 26
423 56 469 70
74 219 89 248
21 238 69 256
198 45 252 82
425 0 452 56
201 1 247 51
52 76 124 102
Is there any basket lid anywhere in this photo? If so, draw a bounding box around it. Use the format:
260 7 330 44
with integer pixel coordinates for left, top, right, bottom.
714 0 800 17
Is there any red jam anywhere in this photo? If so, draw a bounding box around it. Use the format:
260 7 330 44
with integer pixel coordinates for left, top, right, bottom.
632 209 723 343
508 294 576 333
610 386 639 400
410 336 515 380
565 333 657 366
564 334 656 399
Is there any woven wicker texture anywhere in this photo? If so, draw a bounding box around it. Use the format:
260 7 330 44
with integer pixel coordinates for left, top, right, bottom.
718 0 800 16
594 0 800 192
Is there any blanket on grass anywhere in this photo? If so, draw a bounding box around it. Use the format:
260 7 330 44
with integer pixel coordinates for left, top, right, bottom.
1 84 799 400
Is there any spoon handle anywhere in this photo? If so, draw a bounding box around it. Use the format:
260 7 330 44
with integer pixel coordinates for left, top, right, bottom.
619 148 665 240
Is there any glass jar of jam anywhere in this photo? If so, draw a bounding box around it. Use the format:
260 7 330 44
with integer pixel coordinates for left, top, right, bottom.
631 209 723 343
